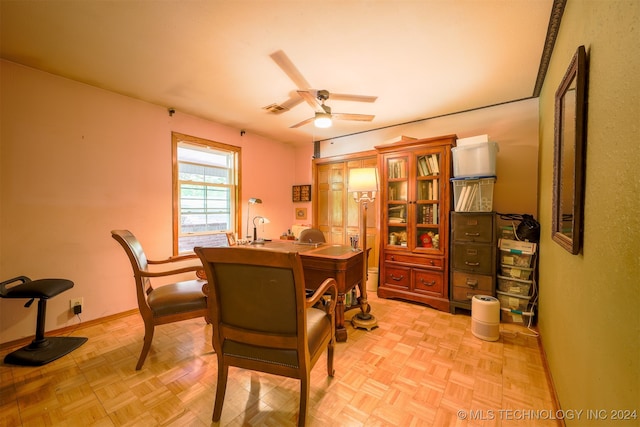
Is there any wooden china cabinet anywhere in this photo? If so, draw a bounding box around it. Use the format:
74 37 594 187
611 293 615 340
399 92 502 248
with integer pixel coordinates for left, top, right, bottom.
375 135 456 312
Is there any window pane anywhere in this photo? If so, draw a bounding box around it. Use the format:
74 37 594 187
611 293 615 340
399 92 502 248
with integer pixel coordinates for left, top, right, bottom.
180 184 231 233
179 162 230 184
173 133 239 254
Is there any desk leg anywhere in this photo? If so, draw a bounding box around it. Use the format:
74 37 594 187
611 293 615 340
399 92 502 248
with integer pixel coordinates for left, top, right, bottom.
335 293 348 342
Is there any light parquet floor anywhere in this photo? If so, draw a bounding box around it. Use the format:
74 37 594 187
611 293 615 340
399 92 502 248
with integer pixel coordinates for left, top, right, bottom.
1 294 561 426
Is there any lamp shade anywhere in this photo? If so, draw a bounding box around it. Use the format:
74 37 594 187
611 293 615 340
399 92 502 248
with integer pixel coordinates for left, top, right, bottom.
253 216 270 226
348 168 379 193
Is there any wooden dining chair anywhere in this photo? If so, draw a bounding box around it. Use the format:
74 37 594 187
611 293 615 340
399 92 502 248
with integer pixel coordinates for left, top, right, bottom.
194 246 337 426
111 230 208 370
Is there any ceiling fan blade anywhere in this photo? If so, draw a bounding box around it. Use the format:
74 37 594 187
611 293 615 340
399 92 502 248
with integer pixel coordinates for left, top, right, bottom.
297 90 324 112
270 50 311 90
332 113 375 122
279 96 305 112
289 117 315 128
329 93 378 103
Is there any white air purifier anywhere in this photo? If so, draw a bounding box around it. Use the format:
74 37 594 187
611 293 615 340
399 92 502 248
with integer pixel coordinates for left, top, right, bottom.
471 295 500 341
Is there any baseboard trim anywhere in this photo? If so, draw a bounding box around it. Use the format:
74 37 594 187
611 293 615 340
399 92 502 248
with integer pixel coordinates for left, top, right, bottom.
0 309 139 351
536 333 566 427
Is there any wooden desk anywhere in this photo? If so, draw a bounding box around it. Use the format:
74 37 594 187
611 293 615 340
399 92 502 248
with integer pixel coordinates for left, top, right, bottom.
246 241 365 342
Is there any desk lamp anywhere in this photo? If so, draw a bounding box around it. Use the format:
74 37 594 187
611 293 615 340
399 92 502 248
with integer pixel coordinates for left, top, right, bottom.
347 167 379 331
252 216 270 243
246 198 262 239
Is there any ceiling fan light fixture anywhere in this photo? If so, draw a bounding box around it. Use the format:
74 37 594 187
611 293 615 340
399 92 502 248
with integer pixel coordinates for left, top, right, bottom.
314 112 332 128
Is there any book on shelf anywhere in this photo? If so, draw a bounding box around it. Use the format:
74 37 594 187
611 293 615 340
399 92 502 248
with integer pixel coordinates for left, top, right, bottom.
400 160 406 178
419 180 438 201
418 156 431 176
430 154 440 174
420 204 439 224
417 156 426 176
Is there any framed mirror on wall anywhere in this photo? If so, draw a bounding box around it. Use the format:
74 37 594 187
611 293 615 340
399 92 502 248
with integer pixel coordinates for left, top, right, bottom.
552 45 588 254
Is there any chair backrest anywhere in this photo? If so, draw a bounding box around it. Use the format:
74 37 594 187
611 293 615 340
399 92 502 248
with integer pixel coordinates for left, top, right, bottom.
195 247 309 370
111 230 153 311
298 228 326 243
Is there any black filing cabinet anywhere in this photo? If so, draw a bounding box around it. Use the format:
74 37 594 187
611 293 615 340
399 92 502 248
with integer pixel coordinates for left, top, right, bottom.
449 212 497 314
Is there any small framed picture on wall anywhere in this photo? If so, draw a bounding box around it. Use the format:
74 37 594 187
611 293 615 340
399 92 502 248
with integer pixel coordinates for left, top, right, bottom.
292 185 311 202
295 207 307 220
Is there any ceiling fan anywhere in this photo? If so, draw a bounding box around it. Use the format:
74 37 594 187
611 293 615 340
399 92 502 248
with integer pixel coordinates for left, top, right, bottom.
264 50 377 128
290 89 375 128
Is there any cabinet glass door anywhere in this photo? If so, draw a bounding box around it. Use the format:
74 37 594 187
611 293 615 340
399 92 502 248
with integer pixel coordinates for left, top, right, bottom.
386 155 408 248
414 152 442 252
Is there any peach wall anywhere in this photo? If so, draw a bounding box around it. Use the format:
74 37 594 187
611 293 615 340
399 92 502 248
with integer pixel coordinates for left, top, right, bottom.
318 99 540 217
0 60 302 343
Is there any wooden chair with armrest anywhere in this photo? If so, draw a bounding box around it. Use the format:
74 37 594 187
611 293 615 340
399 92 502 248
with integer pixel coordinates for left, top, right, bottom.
194 246 337 426
111 229 208 370
298 228 326 244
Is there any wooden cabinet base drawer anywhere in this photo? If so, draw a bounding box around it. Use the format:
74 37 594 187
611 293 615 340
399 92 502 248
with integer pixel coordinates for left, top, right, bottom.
414 269 444 296
382 264 410 289
384 253 443 270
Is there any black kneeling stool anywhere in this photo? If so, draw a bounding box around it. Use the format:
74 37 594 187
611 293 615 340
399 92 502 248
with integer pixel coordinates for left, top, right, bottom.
1 276 88 366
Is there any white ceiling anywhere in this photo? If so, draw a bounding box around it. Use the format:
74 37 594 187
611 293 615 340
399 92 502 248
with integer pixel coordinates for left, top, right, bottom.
0 0 556 146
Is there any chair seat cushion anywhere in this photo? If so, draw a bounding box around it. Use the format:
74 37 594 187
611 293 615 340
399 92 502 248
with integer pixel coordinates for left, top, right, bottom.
1 279 74 299
306 307 332 356
147 280 207 317
223 307 331 369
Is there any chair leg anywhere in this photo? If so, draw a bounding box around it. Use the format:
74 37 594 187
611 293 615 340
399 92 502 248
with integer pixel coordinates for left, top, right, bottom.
136 323 154 370
298 372 310 427
212 360 229 422
327 338 335 377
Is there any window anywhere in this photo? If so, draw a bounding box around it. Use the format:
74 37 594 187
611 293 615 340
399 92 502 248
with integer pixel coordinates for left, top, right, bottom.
172 132 240 254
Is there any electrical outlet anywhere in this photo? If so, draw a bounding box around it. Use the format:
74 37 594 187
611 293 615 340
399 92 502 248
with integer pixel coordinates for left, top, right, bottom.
70 297 83 313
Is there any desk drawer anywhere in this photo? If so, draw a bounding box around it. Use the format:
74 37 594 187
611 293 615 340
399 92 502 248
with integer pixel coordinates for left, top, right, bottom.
414 269 444 296
382 264 410 290
384 253 443 270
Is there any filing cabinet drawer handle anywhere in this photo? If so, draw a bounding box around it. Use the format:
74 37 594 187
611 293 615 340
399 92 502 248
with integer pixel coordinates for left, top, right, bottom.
389 273 404 281
465 279 478 289
464 261 480 266
464 232 480 237
420 278 436 286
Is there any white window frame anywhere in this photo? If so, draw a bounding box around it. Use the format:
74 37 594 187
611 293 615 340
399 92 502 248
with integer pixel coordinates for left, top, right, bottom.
172 132 241 254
